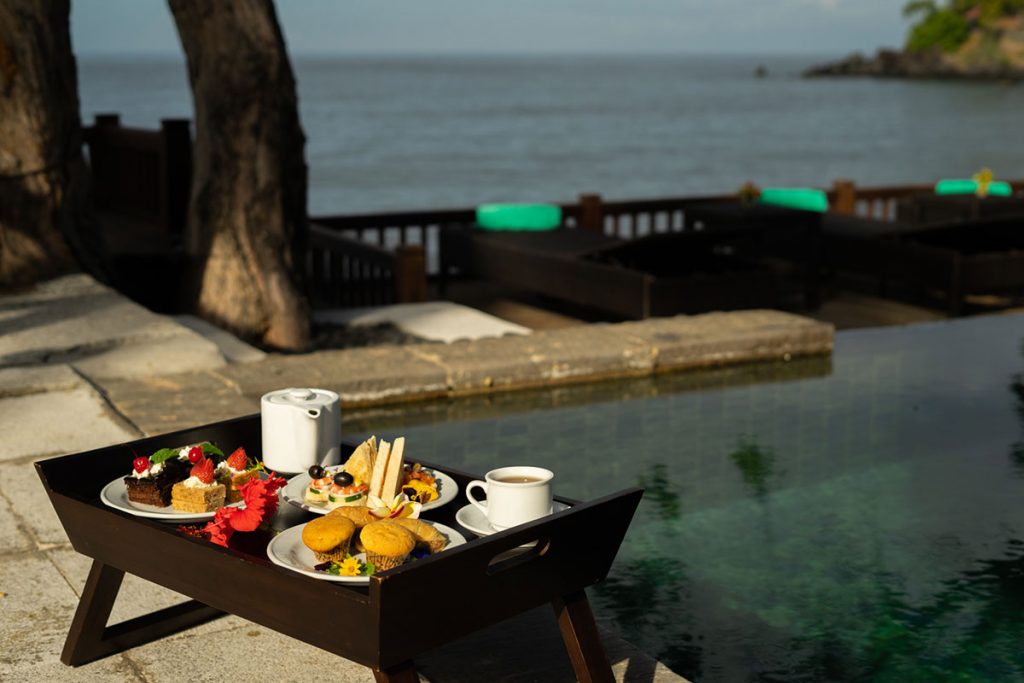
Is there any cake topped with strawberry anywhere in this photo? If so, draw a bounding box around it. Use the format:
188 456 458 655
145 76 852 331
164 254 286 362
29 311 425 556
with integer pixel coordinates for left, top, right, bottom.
124 451 188 507
171 456 226 513
216 447 260 504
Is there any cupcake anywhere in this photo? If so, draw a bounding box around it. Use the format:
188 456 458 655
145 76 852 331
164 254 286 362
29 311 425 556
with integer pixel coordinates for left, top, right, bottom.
393 518 446 554
360 520 415 571
301 516 355 563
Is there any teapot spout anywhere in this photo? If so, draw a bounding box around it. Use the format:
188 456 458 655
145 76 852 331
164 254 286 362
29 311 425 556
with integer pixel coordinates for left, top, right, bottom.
306 408 321 418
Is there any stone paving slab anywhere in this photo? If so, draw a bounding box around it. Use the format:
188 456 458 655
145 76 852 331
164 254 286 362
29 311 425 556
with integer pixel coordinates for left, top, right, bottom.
0 486 33 554
71 334 226 381
408 324 654 394
0 275 187 366
99 310 833 437
98 371 246 437
0 364 83 398
174 314 267 363
617 310 834 371
0 552 140 682
127 622 386 683
0 274 229 383
0 461 74 547
223 345 450 405
46 546 253 640
0 387 140 462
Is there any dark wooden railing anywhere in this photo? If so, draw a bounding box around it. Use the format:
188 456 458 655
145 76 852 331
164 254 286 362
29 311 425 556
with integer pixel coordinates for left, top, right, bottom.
310 180 1024 282
307 224 426 308
81 113 1024 308
84 113 192 235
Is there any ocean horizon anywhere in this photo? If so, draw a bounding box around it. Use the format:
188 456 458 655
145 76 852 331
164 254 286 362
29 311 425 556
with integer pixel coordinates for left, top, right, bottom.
77 53 1024 215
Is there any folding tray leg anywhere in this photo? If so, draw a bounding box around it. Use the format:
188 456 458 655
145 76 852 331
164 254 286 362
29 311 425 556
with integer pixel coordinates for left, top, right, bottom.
552 590 614 683
373 661 420 683
62 559 225 666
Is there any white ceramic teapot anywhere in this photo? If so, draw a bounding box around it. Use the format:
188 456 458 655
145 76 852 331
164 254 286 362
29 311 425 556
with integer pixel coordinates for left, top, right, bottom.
260 388 341 475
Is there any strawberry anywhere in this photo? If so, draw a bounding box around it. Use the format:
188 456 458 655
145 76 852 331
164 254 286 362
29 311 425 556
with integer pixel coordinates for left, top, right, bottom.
191 457 215 484
226 447 248 471
133 457 149 473
187 445 204 463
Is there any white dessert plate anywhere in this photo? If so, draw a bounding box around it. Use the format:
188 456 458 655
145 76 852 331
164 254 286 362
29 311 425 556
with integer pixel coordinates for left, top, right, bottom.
100 477 244 524
266 520 466 583
454 501 571 537
282 467 458 514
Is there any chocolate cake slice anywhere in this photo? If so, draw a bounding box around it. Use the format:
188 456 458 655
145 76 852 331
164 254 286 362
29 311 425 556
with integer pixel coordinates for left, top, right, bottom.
124 459 187 507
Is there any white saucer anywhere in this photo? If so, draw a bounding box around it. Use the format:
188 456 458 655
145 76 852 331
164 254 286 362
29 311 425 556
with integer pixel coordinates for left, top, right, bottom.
454 501 570 536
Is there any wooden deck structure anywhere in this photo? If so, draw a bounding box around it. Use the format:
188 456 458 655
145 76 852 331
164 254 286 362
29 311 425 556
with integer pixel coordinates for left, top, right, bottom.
82 113 1024 315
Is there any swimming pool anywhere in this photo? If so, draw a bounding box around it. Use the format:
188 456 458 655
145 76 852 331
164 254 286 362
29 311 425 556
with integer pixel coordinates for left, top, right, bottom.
349 314 1024 682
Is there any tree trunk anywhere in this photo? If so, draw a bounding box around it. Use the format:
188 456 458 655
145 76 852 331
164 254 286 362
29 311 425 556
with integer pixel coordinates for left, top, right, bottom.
0 0 92 287
168 0 310 350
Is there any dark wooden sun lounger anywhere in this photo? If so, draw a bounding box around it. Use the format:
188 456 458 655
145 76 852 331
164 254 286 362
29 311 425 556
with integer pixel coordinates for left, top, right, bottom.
440 205 817 319
823 213 1024 315
896 194 1024 226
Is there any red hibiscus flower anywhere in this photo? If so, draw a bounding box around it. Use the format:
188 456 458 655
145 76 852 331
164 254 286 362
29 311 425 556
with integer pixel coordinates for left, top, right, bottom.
185 472 287 547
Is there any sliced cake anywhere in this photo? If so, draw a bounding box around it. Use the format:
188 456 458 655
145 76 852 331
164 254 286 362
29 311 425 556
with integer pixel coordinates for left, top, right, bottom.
171 457 226 513
124 454 187 507
216 447 259 504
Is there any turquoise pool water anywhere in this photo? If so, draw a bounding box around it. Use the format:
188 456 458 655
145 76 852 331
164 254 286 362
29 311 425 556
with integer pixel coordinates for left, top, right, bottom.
351 314 1024 682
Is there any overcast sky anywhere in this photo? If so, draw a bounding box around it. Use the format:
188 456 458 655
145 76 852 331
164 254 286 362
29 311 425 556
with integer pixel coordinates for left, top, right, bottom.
71 0 909 56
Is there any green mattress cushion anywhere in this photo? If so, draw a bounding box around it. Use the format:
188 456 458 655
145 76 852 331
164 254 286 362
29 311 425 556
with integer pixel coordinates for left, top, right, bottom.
935 179 1012 197
757 188 829 213
476 203 562 231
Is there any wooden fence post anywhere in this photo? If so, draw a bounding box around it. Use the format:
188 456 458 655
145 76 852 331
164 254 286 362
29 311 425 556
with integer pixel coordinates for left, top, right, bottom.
578 193 604 234
94 113 120 128
394 245 427 303
89 114 121 209
159 119 192 236
832 179 856 215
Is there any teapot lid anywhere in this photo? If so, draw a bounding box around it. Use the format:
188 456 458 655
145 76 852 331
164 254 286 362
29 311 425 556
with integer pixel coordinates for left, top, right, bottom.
262 387 339 407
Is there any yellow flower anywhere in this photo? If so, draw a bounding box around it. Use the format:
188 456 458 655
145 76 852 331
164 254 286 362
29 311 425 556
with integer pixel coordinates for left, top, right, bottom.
402 479 438 504
973 167 994 197
339 556 363 576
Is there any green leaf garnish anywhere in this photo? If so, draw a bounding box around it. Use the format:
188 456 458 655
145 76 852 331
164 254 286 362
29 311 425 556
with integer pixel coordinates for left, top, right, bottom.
200 442 224 458
149 448 178 464
363 562 375 576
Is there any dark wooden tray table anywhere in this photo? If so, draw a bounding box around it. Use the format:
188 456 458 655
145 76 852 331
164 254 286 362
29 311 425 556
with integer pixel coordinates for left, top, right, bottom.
36 414 642 682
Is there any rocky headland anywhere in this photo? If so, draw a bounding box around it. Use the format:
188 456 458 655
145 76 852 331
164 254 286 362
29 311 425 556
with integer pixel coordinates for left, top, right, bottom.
806 15 1024 81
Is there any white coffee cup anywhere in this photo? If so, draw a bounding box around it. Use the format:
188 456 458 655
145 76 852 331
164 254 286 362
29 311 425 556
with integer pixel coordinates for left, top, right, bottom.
466 466 554 530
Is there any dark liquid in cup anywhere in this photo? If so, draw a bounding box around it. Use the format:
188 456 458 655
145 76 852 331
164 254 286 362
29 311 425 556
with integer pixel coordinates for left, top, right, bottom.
494 475 545 484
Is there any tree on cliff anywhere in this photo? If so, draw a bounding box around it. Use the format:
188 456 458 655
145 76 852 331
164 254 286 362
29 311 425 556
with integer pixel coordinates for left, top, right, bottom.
903 0 1024 52
168 0 310 350
0 0 101 287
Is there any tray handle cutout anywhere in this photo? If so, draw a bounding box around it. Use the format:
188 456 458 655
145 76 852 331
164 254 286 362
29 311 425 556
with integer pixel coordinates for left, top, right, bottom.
485 537 551 576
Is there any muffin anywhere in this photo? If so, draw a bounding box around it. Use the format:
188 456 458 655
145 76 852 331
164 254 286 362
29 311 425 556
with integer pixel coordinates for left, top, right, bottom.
301 516 355 563
327 507 378 552
327 505 377 529
360 520 415 571
393 517 446 554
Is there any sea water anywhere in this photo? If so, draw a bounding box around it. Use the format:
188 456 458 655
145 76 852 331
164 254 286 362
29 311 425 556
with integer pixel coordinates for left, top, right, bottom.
77 54 1024 216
